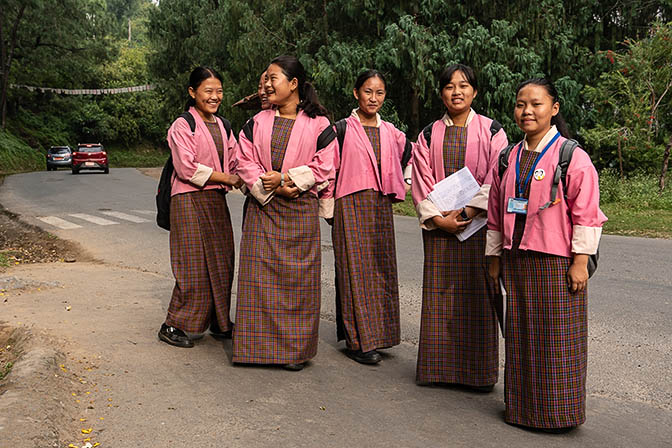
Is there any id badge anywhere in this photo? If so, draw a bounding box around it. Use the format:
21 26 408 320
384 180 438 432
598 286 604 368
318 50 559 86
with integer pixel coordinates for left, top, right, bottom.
507 197 528 215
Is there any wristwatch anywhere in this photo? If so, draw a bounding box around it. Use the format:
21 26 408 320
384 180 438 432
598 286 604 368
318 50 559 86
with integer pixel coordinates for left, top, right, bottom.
280 173 285 187
460 209 470 220
404 178 412 185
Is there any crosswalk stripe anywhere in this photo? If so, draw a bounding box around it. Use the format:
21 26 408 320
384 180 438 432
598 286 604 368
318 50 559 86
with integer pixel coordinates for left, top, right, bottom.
69 213 119 226
99 211 149 223
37 216 82 230
131 209 155 216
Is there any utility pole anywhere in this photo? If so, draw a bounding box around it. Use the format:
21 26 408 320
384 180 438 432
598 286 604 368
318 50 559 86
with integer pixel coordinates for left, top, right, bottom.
128 18 131 42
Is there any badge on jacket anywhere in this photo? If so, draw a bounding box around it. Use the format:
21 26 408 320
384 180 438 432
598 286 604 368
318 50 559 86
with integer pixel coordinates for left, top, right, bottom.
533 168 545 181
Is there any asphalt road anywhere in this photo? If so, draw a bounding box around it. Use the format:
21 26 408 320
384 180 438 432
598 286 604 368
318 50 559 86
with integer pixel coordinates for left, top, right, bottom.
1 168 670 447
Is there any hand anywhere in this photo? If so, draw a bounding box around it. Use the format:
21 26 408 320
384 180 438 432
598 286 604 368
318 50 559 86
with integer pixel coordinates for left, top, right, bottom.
276 180 300 199
567 254 589 293
260 171 282 191
488 256 500 282
404 182 411 194
228 174 244 189
431 209 471 233
463 206 482 220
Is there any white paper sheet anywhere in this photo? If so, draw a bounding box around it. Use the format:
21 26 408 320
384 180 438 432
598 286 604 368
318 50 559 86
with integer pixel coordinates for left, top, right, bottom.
455 214 487 241
427 166 480 211
499 277 507 337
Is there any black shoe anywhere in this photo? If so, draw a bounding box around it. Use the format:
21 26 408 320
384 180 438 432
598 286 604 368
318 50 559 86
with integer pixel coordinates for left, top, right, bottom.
346 349 382 365
468 384 495 393
282 363 305 371
209 321 233 340
541 426 576 434
158 324 194 348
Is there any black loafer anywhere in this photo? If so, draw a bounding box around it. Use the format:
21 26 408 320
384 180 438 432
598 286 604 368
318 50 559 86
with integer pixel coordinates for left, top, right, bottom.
158 324 194 348
468 384 495 393
541 426 576 434
210 321 233 340
282 363 305 371
346 349 382 365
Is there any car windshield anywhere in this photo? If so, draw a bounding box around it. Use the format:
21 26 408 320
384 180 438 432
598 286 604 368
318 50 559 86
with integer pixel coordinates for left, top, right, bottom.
49 147 70 154
78 146 103 152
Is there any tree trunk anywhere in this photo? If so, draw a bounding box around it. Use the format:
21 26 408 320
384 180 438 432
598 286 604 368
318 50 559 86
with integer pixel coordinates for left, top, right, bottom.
1 4 27 129
617 131 624 179
410 87 420 138
659 135 672 193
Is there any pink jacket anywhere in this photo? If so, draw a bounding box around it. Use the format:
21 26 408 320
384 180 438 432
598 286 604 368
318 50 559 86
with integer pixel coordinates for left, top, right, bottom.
411 112 508 229
486 131 607 258
236 109 336 210
167 107 237 196
334 114 411 202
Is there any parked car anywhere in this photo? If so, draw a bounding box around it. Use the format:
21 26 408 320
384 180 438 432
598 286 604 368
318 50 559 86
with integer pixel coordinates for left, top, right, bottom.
46 146 72 170
72 143 109 174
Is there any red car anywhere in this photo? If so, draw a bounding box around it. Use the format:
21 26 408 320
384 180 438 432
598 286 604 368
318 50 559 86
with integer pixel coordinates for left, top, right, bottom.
72 143 109 174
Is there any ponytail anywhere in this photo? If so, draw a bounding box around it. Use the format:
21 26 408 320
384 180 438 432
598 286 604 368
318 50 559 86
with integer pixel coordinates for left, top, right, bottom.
516 77 572 139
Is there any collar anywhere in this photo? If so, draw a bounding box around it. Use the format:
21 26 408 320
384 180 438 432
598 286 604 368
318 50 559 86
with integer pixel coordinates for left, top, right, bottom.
523 125 559 152
441 108 475 128
351 108 381 128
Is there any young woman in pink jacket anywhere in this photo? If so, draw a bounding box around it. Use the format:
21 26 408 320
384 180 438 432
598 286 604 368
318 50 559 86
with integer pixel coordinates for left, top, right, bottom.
412 64 508 390
330 70 413 365
487 78 607 432
158 67 243 348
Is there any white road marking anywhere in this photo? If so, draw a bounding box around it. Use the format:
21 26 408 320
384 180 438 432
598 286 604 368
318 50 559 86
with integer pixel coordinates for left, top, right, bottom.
130 209 155 216
69 213 119 226
37 216 82 230
99 211 149 223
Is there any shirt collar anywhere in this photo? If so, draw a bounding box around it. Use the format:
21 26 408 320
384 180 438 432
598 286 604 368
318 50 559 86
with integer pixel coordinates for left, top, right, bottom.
351 108 381 128
441 108 475 128
523 125 559 152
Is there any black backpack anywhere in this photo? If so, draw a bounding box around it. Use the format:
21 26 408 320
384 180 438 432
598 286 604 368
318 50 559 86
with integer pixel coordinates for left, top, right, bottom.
497 139 600 277
156 112 232 231
334 119 412 169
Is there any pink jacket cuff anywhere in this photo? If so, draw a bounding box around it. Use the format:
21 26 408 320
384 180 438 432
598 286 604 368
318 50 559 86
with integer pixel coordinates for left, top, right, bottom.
486 230 503 256
416 199 441 230
287 165 315 192
190 163 213 187
319 197 334 219
466 183 491 211
250 178 274 205
572 225 602 255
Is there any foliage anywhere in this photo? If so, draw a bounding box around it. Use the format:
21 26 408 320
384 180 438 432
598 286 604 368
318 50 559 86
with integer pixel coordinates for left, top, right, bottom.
0 129 44 173
583 22 672 175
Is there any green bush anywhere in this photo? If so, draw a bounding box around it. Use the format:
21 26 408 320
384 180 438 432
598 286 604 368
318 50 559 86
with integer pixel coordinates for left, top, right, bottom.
0 130 45 173
599 169 672 211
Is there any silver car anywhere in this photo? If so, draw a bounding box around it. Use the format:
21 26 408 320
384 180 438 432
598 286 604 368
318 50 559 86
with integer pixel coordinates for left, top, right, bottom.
46 146 72 171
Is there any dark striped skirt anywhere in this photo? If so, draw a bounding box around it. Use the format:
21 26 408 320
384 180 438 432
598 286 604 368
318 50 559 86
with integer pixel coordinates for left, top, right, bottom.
332 189 400 352
232 193 321 364
166 189 234 333
502 216 587 428
416 226 499 386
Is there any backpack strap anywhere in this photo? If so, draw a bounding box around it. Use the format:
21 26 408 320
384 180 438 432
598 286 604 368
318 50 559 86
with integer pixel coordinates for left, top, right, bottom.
242 118 255 142
422 122 433 147
490 120 502 140
498 143 516 179
215 114 232 139
401 137 413 168
316 125 337 151
539 139 579 210
179 112 196 135
335 119 347 156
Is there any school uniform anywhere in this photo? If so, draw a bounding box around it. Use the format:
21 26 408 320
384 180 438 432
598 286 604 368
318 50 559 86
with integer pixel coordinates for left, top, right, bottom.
233 109 336 365
412 109 508 386
330 109 412 352
487 125 607 428
165 107 238 334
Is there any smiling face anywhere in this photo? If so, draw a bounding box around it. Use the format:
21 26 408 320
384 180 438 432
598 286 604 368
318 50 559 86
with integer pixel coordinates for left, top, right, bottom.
354 75 386 117
188 76 222 119
258 71 270 110
514 84 559 138
441 70 477 118
264 63 298 107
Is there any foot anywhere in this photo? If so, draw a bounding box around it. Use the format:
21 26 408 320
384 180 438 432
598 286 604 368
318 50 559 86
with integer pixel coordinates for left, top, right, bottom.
158 324 194 348
346 349 382 365
282 363 305 371
541 426 576 434
210 321 233 340
467 384 495 393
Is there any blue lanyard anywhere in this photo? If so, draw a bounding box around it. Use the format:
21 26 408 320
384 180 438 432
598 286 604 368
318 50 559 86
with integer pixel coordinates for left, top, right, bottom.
515 132 560 198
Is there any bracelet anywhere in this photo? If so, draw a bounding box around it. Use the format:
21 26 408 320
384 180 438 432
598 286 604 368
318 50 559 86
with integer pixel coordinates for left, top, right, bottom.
280 173 285 187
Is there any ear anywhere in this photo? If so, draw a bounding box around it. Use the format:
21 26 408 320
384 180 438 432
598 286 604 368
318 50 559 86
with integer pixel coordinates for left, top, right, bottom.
551 101 560 117
188 86 196 99
473 89 478 100
289 77 299 92
353 88 360 101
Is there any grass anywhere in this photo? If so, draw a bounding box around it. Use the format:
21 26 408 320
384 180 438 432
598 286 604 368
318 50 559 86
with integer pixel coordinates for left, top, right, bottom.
0 361 13 380
0 253 10 268
0 130 44 173
107 142 169 168
391 169 672 239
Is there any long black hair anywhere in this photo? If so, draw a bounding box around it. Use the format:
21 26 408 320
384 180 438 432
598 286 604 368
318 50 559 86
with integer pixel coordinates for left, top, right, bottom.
270 55 329 118
516 78 572 139
354 69 387 91
184 66 224 111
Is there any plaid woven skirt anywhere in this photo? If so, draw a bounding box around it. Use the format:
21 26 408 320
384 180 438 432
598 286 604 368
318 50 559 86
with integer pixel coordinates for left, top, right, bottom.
416 226 499 386
502 216 587 428
332 189 400 352
232 193 321 364
166 190 234 333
